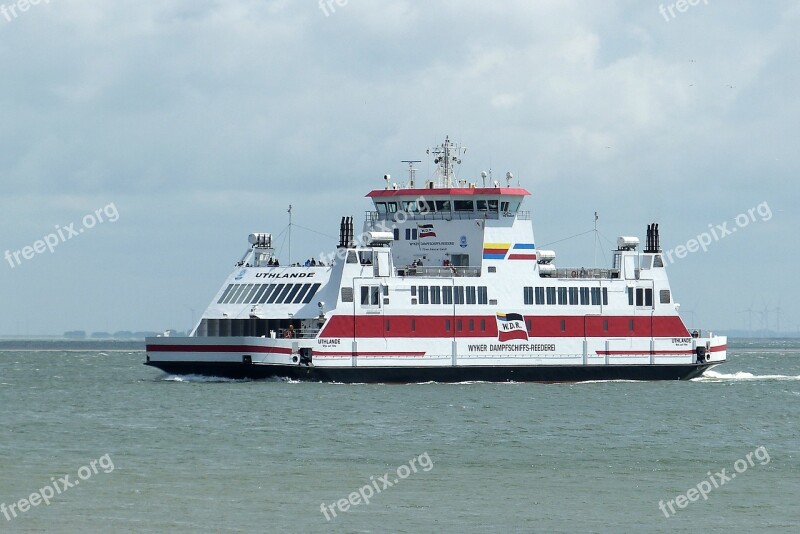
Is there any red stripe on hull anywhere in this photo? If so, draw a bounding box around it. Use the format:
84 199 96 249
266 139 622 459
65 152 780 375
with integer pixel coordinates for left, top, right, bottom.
507 254 537 260
320 315 689 339
315 352 426 357
596 350 694 355
146 344 292 354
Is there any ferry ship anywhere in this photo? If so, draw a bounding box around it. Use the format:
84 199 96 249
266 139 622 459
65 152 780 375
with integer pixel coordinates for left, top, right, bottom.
145 137 726 382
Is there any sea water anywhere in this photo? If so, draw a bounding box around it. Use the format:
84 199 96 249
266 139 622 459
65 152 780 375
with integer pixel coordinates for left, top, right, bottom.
0 339 798 533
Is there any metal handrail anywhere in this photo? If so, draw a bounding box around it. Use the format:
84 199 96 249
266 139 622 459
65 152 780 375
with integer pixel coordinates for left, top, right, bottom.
365 210 531 222
396 266 481 278
279 328 320 340
544 268 621 280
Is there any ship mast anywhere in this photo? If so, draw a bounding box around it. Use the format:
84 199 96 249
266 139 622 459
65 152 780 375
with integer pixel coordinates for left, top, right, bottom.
401 160 421 188
427 136 466 188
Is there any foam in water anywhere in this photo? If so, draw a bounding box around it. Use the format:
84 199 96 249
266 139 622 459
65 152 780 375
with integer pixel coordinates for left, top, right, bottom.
160 374 250 383
693 370 800 381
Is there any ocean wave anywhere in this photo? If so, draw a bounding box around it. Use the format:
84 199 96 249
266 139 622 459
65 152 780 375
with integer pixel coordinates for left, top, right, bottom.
160 374 251 383
575 379 640 384
693 370 800 381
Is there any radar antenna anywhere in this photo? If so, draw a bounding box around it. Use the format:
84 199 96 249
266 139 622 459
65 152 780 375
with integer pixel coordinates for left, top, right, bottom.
426 136 466 188
401 160 421 188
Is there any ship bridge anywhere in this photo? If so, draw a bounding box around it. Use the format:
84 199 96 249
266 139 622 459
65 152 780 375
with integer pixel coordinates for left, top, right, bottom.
362 137 536 275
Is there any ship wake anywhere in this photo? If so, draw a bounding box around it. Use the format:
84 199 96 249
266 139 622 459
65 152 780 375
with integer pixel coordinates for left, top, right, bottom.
693 370 800 382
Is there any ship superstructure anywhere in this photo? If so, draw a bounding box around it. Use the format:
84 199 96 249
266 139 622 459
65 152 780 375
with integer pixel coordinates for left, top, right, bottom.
145 138 726 382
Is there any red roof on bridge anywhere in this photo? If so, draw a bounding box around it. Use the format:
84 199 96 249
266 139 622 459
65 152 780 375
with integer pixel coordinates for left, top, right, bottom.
367 187 530 198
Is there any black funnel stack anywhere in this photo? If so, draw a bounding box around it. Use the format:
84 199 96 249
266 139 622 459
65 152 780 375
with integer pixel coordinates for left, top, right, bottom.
338 216 355 248
645 222 661 253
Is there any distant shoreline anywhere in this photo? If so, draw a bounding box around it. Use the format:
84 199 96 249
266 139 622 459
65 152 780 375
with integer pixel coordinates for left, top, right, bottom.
0 339 145 351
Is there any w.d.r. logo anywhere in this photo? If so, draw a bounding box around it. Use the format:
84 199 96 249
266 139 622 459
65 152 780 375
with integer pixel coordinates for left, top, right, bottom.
496 313 528 342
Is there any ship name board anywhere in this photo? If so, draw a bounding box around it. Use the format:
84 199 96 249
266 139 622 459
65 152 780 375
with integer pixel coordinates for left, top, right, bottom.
256 272 316 279
468 343 556 352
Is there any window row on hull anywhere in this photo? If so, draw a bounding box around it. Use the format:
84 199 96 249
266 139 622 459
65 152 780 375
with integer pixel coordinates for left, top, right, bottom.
217 283 321 305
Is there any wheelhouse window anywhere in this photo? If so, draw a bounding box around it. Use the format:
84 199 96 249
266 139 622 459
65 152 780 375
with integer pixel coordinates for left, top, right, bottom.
418 199 434 213
375 202 387 214
401 200 418 212
454 200 474 212
435 200 451 212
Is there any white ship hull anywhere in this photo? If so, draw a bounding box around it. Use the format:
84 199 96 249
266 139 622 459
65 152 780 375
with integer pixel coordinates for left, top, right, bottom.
145 137 727 382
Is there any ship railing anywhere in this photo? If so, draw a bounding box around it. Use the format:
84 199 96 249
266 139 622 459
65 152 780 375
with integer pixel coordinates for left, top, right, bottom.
396 265 481 278
546 267 621 279
279 328 321 340
365 210 530 223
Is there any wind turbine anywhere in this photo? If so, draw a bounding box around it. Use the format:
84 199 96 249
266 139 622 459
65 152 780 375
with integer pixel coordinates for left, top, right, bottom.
772 298 782 334
760 301 771 333
683 300 699 328
740 300 756 333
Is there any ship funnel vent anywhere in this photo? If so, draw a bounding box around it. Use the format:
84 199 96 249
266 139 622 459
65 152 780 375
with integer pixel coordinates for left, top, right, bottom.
644 222 661 253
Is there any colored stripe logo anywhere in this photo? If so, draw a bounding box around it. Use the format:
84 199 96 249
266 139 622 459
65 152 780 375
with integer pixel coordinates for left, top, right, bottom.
483 242 510 260
496 312 529 342
508 243 536 260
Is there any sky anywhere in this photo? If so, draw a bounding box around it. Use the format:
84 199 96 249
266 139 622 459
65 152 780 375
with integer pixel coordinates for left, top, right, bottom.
0 0 797 336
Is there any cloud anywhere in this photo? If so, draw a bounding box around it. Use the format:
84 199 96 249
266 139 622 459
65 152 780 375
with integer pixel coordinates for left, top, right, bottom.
0 0 797 333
